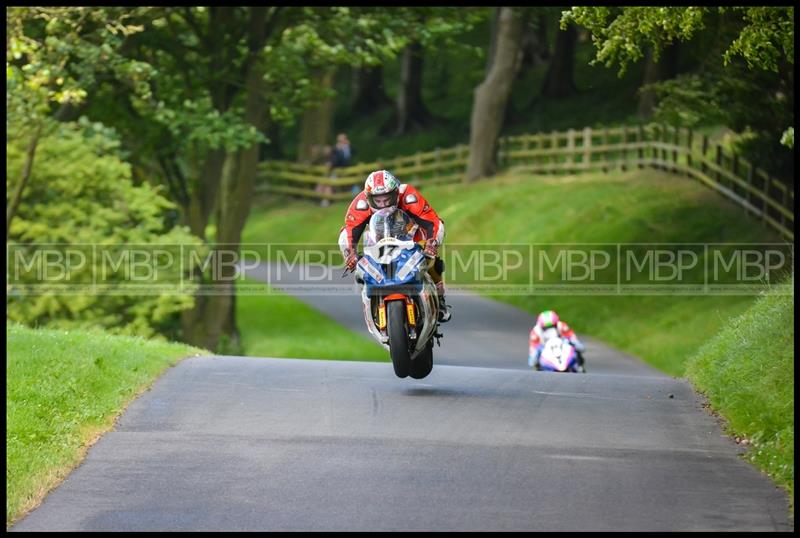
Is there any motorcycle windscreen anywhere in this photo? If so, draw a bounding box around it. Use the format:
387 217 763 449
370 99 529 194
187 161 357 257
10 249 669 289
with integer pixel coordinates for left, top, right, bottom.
364 207 418 246
541 330 573 371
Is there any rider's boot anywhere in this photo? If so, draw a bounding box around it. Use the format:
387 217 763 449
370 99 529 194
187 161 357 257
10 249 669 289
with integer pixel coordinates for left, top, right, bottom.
436 281 451 322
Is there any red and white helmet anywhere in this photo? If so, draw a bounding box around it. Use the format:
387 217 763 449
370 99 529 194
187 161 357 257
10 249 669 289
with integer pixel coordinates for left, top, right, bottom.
364 170 400 210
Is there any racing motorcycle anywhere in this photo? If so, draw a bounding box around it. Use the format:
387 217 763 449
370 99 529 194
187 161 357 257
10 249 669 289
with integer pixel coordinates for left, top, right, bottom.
347 207 441 379
537 327 582 373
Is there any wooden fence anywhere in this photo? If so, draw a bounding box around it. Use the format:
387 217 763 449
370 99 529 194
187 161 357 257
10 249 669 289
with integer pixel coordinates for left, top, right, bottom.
255 124 794 241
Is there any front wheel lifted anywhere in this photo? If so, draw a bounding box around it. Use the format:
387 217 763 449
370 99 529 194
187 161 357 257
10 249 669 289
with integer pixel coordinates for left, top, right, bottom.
387 300 410 378
409 340 433 379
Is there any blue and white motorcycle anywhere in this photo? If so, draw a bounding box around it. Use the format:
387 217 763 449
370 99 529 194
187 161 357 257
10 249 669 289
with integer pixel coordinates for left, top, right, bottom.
350 207 441 379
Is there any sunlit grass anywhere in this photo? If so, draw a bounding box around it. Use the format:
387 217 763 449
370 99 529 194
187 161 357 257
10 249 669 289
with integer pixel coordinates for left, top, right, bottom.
236 280 388 362
6 323 205 527
685 278 794 508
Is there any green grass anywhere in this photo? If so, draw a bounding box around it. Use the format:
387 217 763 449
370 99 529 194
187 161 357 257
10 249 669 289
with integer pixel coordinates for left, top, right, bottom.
685 277 794 508
236 279 388 362
243 168 785 376
6 323 206 527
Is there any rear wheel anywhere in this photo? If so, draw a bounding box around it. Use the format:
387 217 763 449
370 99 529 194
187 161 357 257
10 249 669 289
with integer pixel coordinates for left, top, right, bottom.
409 340 434 379
387 300 410 378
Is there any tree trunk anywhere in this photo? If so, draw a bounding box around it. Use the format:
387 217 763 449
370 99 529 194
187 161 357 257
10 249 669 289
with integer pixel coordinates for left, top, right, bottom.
181 6 270 351
351 65 392 116
541 23 577 98
182 61 267 350
394 42 434 134
536 14 550 60
185 149 226 237
485 8 502 73
6 122 43 241
297 67 337 164
466 7 524 182
520 15 549 70
638 42 681 119
260 119 283 160
6 102 74 240
661 41 680 80
209 61 268 351
637 47 660 119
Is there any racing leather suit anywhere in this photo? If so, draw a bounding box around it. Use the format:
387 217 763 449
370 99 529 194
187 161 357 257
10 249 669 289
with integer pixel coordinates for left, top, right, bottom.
338 183 447 294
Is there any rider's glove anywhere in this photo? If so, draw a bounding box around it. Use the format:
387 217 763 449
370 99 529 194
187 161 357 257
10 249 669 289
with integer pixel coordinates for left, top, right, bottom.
423 238 439 258
344 250 359 271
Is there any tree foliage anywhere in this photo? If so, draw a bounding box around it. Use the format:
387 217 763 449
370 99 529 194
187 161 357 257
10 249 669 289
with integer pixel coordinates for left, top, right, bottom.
6 7 154 124
563 6 794 178
8 7 482 345
6 121 203 338
561 7 793 75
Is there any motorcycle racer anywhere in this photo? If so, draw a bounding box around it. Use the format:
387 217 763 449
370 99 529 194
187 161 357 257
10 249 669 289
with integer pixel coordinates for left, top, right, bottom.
339 169 451 322
528 310 586 372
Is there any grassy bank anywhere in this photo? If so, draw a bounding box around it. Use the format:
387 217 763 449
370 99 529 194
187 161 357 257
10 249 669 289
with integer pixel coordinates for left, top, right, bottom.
6 324 205 527
236 280 388 361
685 278 794 507
243 168 786 376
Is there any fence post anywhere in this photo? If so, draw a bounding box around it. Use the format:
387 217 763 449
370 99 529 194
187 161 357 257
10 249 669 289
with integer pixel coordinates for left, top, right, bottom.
638 124 645 169
759 170 771 228
522 135 530 167
659 123 667 170
621 126 628 172
652 124 660 170
701 135 708 177
551 131 558 173
563 128 573 174
602 127 609 173
672 126 679 173
778 177 788 231
745 162 757 215
494 138 502 172
533 133 547 169
686 128 693 173
460 145 468 180
715 145 723 188
580 127 589 172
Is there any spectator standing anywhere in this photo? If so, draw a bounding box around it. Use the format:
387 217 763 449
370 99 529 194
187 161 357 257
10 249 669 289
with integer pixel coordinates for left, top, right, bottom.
328 133 357 202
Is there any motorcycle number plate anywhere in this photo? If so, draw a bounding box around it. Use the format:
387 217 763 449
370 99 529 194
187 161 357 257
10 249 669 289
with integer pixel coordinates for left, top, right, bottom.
358 257 384 282
397 250 423 281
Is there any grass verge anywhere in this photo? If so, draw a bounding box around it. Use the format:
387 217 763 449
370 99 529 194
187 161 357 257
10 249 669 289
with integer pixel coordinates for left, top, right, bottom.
6 323 206 527
236 279 388 362
684 277 794 509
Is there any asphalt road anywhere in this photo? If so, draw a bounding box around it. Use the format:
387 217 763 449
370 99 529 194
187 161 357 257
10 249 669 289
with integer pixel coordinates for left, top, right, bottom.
10 262 792 531
244 262 660 375
11 357 791 531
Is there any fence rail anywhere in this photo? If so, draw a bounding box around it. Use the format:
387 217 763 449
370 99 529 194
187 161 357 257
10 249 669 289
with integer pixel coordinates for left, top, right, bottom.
255 124 794 241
